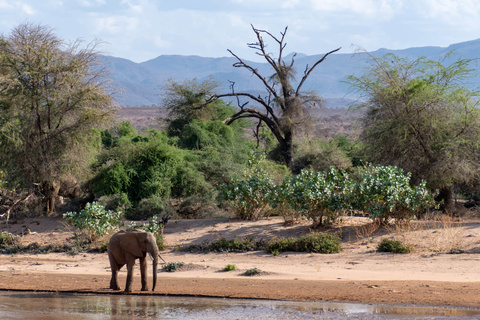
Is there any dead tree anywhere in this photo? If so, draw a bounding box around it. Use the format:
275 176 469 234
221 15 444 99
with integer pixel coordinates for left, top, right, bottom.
204 25 340 170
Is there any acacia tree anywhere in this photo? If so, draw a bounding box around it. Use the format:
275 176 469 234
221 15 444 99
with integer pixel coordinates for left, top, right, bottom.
204 25 340 170
348 52 480 210
0 23 115 213
162 78 238 136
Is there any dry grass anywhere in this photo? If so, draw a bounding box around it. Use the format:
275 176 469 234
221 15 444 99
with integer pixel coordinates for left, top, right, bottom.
340 213 476 254
351 219 382 243
387 214 472 253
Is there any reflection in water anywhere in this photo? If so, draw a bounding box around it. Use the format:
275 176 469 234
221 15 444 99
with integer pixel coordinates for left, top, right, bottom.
0 291 479 319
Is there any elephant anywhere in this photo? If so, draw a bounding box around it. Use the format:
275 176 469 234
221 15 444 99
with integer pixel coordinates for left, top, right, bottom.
107 230 159 293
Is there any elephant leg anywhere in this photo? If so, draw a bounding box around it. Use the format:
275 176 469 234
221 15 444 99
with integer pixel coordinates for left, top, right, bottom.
125 259 135 293
108 254 122 290
139 257 148 291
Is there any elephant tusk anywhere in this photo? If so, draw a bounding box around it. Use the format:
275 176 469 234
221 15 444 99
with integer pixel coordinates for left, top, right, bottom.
148 253 167 264
158 254 167 264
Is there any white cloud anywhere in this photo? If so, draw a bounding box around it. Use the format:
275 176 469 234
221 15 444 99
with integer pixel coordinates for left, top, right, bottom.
0 0 13 9
311 0 401 19
120 0 145 14
94 16 139 35
153 36 171 49
20 2 35 14
0 1 35 14
79 0 106 7
1 0 479 62
228 14 246 28
422 0 480 28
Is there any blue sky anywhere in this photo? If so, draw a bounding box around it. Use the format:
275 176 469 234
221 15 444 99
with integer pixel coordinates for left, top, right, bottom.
1 0 479 63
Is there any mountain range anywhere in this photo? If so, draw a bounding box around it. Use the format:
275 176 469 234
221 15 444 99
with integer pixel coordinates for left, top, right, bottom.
101 39 480 107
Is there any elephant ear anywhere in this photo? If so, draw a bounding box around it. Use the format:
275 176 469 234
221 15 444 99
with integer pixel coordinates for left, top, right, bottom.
120 232 146 257
137 232 149 253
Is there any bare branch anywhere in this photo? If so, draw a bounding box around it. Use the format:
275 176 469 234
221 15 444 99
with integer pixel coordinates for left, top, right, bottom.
253 119 262 148
296 47 341 95
1 192 33 224
227 49 279 101
223 107 284 143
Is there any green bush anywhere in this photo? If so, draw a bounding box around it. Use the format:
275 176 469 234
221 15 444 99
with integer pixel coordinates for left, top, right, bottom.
207 237 262 252
264 233 342 255
162 262 184 272
275 168 352 226
351 165 436 222
177 195 217 219
377 238 412 253
269 165 436 226
98 193 131 212
243 268 261 276
92 130 212 205
293 137 354 173
0 231 21 248
217 152 276 220
183 237 264 253
223 264 237 271
125 196 172 221
63 201 122 242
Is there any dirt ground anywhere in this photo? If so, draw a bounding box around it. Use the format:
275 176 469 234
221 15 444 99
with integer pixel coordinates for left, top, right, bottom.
0 215 480 308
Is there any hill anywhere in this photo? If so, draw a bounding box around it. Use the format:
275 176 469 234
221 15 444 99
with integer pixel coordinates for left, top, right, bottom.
101 39 480 107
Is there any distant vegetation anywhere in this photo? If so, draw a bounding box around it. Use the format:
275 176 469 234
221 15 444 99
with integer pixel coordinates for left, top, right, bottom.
1 23 480 240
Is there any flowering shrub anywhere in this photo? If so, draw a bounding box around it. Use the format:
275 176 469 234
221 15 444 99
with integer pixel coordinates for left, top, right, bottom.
219 163 435 225
351 165 436 222
217 153 275 220
275 167 353 226
63 201 122 242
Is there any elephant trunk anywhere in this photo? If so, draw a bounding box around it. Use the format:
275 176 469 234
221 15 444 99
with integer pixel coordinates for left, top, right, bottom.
151 250 158 291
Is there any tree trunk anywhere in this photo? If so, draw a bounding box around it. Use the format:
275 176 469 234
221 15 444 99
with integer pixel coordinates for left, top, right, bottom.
281 130 294 171
437 186 454 213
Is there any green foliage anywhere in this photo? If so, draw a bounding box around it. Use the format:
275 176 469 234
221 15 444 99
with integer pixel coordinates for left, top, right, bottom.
347 51 480 204
351 165 436 222
243 268 262 276
217 153 276 220
162 262 184 272
275 167 352 226
223 264 237 271
0 231 21 248
0 23 114 210
176 195 218 219
271 165 435 225
125 196 172 221
218 156 435 224
0 170 4 188
99 193 132 212
100 121 138 148
163 78 234 124
264 233 342 255
293 136 356 173
185 237 263 253
195 145 247 188
177 120 239 150
92 130 212 206
92 80 251 210
377 238 412 253
63 202 122 242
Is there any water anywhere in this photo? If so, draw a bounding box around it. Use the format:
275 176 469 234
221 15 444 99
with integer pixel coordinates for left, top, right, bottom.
0 291 479 319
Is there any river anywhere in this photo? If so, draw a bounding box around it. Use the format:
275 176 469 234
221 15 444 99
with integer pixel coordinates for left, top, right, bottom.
0 291 479 319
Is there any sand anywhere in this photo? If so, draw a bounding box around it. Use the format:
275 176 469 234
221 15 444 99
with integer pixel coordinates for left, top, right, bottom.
0 215 479 307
